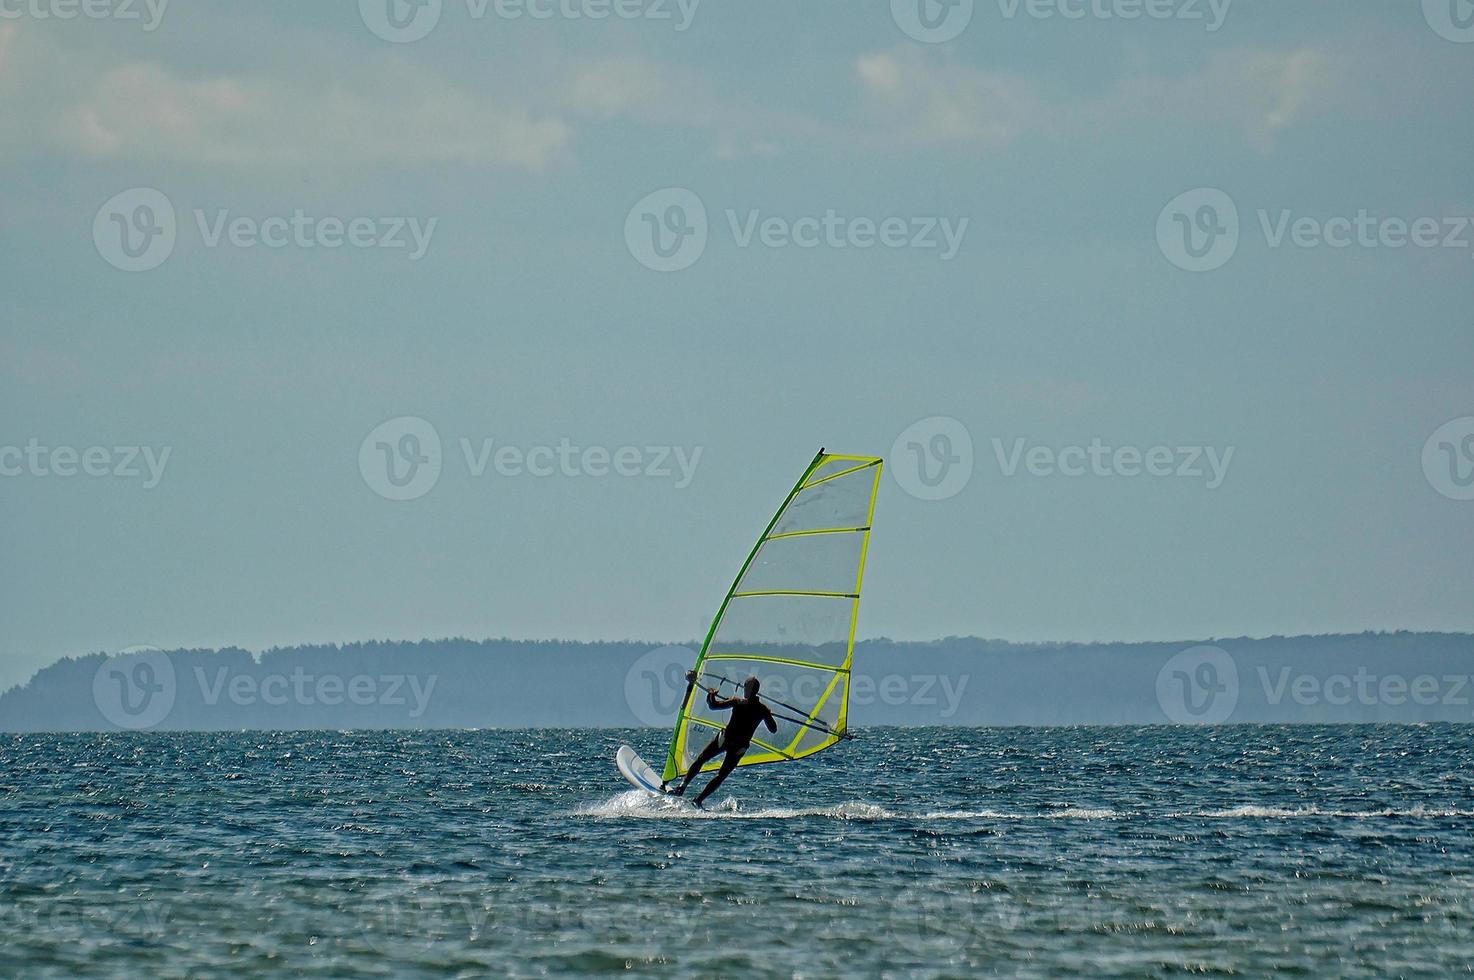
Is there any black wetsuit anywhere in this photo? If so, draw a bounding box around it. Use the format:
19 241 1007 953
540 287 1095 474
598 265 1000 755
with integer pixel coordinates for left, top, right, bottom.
713 694 775 752
676 691 777 804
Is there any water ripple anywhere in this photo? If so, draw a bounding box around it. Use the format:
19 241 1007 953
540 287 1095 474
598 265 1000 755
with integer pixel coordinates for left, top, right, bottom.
4 726 1474 976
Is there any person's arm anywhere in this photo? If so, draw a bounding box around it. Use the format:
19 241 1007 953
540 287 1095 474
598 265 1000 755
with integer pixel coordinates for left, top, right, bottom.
706 689 737 711
763 705 778 733
688 673 736 711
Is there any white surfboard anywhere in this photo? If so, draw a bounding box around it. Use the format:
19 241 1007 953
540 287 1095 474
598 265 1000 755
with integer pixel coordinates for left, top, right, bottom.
616 744 668 795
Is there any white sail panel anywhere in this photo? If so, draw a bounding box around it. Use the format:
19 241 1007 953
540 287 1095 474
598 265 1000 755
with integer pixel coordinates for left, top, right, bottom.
733 532 867 596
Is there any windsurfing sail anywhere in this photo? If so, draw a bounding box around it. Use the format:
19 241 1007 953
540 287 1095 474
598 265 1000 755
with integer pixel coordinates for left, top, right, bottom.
661 449 883 781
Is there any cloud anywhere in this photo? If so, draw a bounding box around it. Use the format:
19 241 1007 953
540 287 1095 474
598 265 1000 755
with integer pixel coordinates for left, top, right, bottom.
561 56 840 159
0 26 570 171
1100 46 1336 153
855 51 1052 151
0 22 16 74
0 20 1441 172
565 57 670 120
852 44 1341 154
474 32 1463 164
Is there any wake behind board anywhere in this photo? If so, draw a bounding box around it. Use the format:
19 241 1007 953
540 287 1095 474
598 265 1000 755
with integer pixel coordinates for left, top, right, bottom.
616 744 668 795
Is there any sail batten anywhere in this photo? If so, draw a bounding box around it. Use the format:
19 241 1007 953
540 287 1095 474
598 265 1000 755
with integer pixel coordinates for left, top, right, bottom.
730 590 859 599
766 526 870 540
703 653 851 672
662 449 883 781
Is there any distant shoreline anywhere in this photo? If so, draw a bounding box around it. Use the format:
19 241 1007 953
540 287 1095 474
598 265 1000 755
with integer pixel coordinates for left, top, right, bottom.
4 632 1473 733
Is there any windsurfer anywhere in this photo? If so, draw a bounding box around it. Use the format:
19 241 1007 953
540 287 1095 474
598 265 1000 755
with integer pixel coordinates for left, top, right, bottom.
670 673 777 806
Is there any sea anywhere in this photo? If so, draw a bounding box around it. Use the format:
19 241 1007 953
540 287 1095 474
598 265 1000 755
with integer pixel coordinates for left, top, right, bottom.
3 725 1473 977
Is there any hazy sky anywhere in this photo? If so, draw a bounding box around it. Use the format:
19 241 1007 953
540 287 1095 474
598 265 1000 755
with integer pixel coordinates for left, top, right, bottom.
2 0 1472 692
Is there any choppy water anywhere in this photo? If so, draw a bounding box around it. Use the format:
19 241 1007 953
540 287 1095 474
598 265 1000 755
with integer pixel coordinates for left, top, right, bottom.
3 726 1474 977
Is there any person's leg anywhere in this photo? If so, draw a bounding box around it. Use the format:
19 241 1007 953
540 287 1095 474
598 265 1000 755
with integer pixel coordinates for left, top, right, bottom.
694 745 746 806
674 736 723 795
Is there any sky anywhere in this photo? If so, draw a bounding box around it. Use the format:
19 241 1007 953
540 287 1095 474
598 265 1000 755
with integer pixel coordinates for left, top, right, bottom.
1 0 1472 692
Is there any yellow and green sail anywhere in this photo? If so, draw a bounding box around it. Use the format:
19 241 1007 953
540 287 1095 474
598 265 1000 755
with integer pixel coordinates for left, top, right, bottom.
662 449 883 781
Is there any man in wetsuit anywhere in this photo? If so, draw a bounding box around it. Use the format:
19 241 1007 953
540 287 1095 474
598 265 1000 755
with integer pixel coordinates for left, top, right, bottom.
671 673 777 806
